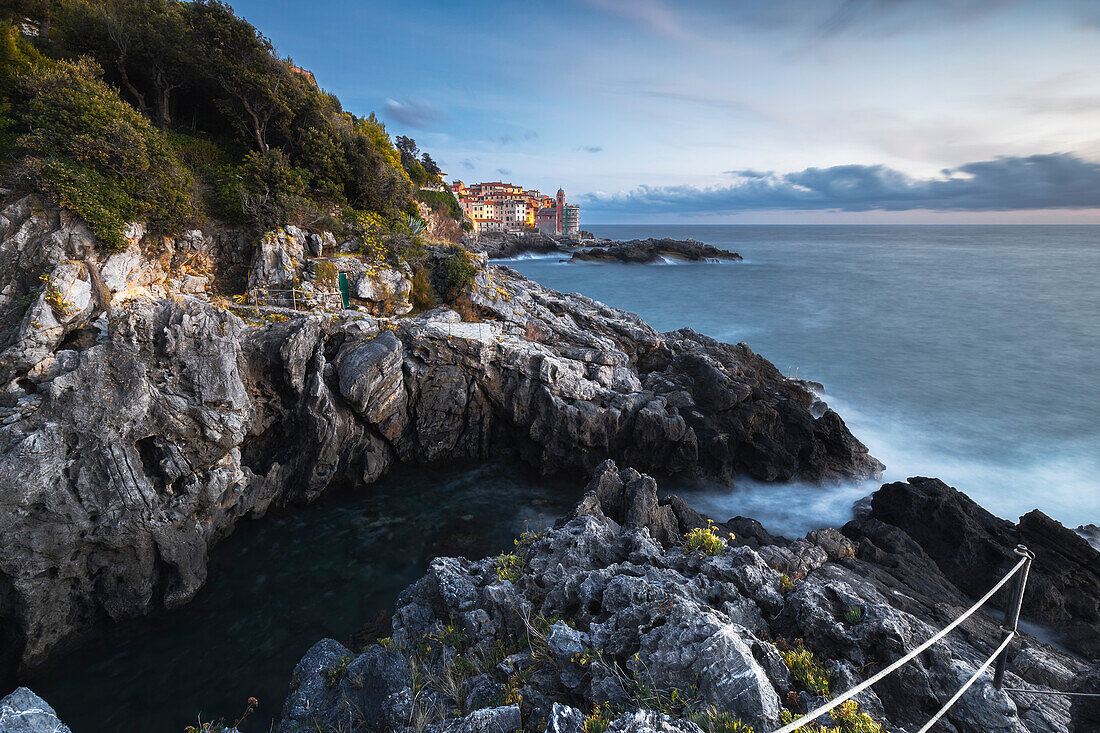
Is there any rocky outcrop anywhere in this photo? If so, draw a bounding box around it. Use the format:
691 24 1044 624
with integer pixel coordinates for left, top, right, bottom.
277 462 1088 733
843 477 1100 658
0 687 72 732
0 196 878 679
571 239 742 264
466 231 568 259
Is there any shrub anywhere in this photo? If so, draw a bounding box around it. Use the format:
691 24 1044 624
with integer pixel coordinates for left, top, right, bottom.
16 57 195 250
843 606 863 625
313 260 338 287
415 188 463 220
496 552 523 583
40 273 76 318
777 701 883 733
29 158 136 250
237 149 315 231
582 703 614 733
830 700 883 732
325 655 352 687
428 623 468 652
410 265 438 312
779 640 831 697
440 245 477 298
684 522 728 556
689 707 756 733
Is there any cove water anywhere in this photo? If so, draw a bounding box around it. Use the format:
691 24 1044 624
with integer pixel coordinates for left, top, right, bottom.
32 462 576 732
504 225 1100 531
30 225 1100 731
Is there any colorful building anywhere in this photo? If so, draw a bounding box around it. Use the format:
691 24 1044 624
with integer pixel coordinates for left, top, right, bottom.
451 180 578 235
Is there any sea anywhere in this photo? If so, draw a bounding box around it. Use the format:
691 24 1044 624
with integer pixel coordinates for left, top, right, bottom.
30 225 1100 731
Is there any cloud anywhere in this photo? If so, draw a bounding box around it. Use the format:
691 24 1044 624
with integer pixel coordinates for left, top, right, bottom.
383 98 444 128
460 158 476 170
496 131 540 144
583 0 1018 46
579 154 1100 214
497 168 511 176
581 0 691 41
578 146 603 153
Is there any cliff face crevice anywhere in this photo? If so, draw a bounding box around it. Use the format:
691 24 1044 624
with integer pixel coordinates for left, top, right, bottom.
0 197 881 676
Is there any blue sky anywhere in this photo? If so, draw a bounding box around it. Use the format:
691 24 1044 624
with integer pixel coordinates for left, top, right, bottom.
230 0 1100 223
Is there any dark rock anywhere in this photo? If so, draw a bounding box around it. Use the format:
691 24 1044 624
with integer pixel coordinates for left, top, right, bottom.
0 198 880 676
466 231 567 259
846 477 1100 659
570 238 742 264
1072 663 1100 730
278 462 1086 733
1076 524 1100 552
280 639 409 732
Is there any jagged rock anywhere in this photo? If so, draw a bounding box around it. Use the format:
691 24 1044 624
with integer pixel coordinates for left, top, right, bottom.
845 477 1100 658
317 256 414 315
440 705 522 732
278 463 1085 733
805 528 855 561
0 687 72 733
466 231 567 259
1077 524 1100 552
0 198 882 677
249 227 306 291
570 238 741 264
546 702 585 733
1072 663 1100 730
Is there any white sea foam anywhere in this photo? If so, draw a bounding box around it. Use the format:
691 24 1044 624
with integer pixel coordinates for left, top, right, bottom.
825 393 1100 525
489 252 566 262
664 476 877 539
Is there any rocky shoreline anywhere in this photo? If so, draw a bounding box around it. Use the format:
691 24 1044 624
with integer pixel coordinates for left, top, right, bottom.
0 196 876 680
3 197 1097 732
570 238 742 264
466 232 743 264
273 463 1099 733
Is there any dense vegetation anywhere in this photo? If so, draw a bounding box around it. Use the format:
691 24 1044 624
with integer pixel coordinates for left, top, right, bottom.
0 0 460 251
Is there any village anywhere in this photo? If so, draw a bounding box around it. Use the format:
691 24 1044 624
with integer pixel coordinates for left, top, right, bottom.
449 180 581 235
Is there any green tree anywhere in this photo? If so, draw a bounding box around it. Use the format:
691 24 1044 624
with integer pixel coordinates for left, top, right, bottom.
16 56 194 248
184 0 288 153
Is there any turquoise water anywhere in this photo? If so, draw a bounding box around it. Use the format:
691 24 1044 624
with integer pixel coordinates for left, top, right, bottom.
505 225 1100 530
27 225 1100 731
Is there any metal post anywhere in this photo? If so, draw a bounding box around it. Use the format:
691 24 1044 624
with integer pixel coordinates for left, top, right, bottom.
993 544 1033 688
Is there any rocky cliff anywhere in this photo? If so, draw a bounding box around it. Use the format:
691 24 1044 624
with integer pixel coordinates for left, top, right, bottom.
0 196 880 678
275 462 1098 733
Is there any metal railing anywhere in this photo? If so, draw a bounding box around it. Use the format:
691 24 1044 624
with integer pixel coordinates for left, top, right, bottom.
774 545 1034 733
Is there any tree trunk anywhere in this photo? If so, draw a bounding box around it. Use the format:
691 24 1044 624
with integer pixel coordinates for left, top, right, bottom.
153 68 178 127
240 97 268 154
116 57 148 116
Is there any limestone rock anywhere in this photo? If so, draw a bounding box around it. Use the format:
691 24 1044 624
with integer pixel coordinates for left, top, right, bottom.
276 462 1084 733
0 687 72 733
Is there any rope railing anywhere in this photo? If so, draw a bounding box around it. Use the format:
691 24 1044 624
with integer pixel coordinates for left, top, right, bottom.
773 546 1034 733
249 287 344 311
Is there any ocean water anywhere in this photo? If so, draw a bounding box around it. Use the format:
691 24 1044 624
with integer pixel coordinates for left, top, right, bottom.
28 225 1100 731
502 225 1100 531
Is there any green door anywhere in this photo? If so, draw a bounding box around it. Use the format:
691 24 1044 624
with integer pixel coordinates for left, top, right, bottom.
338 272 350 309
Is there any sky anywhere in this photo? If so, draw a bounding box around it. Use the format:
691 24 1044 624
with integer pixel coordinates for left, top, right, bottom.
228 0 1100 223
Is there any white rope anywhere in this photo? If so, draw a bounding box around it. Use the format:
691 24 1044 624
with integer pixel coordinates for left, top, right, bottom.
915 632 1015 733
772 555 1028 733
